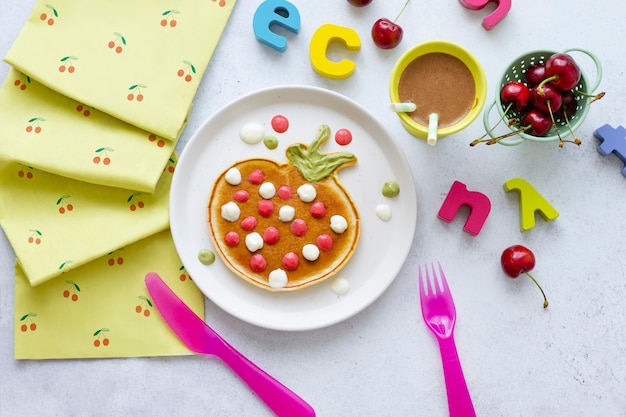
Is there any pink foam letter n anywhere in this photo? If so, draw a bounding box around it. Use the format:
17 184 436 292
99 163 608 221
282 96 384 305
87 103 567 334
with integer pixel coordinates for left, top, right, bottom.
458 0 511 30
438 181 491 235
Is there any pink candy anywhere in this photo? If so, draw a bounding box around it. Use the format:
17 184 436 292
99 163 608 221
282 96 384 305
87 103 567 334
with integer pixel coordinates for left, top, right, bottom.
248 169 265 184
290 218 307 236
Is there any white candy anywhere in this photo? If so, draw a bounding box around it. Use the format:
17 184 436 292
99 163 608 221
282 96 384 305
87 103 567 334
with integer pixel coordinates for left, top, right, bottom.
258 182 276 199
245 232 264 252
225 167 242 185
239 122 265 144
376 204 392 221
302 244 320 261
220 202 240 222
330 277 350 295
269 269 288 289
278 205 295 222
330 215 348 233
297 184 316 202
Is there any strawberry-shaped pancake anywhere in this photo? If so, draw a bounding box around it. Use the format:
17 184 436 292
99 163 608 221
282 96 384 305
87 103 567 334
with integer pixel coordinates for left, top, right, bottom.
207 124 359 291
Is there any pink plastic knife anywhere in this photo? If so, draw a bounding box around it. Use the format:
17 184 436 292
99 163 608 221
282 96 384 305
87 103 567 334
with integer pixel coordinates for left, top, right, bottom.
145 272 316 416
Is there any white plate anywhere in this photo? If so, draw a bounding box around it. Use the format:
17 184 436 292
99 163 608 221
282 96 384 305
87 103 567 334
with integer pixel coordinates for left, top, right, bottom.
170 85 417 331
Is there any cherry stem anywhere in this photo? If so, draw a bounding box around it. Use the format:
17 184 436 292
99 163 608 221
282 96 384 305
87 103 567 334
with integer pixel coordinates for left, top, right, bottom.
393 0 410 22
574 90 605 104
473 102 513 142
524 270 549 308
536 75 558 95
561 110 581 146
470 123 529 146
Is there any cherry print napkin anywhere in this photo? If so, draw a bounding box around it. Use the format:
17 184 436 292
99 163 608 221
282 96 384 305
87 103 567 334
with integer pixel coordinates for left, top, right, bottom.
14 229 205 359
0 158 174 287
4 0 236 141
0 68 175 193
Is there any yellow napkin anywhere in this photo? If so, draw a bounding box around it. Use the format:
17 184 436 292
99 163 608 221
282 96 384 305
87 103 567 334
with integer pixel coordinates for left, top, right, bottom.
4 0 236 141
0 68 175 192
0 159 173 286
14 229 204 359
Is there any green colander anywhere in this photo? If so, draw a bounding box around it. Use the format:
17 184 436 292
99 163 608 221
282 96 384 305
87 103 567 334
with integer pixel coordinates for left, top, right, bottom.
483 48 602 146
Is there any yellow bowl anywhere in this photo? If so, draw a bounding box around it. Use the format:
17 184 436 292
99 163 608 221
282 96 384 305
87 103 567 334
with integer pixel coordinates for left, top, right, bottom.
389 40 487 140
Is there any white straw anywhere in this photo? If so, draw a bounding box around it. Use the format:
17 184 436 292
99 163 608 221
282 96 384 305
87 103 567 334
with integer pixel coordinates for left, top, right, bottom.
390 102 417 112
427 113 439 146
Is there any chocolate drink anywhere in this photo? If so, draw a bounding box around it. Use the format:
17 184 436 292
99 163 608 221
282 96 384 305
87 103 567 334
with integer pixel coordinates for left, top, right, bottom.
398 52 476 128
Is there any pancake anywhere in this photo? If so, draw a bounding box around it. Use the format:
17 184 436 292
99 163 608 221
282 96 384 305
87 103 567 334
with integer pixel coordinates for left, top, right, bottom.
207 125 359 291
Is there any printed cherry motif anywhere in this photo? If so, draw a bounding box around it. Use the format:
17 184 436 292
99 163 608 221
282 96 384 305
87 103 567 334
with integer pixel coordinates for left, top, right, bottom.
107 250 124 266
56 195 74 214
62 280 81 302
179 265 192 281
93 328 111 347
19 313 38 332
160 9 180 27
25 117 45 134
17 165 34 179
107 32 127 54
39 4 58 26
127 192 145 211
164 157 176 173
127 84 147 101
135 296 153 316
148 134 165 148
58 260 73 274
14 75 30 91
58 56 78 73
93 147 113 165
177 60 197 82
75 104 91 117
27 229 43 245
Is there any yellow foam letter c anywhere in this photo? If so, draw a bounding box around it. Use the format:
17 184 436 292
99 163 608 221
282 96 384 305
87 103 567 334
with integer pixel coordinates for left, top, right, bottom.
309 24 361 79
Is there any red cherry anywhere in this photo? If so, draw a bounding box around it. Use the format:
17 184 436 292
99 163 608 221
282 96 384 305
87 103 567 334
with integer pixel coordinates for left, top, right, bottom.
371 18 403 50
531 84 562 114
371 0 409 49
544 53 581 91
555 90 578 119
501 245 548 308
524 64 546 87
520 110 553 137
500 81 531 112
347 0 372 5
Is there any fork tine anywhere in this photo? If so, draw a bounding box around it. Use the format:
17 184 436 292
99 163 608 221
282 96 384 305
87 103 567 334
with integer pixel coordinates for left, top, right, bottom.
425 263 435 296
436 261 449 294
418 264 426 299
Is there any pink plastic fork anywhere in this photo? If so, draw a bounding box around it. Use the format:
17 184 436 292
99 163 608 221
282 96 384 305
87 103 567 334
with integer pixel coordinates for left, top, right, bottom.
419 263 476 417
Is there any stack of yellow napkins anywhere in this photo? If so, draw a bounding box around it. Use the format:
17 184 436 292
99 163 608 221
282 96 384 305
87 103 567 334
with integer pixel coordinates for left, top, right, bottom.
0 0 237 359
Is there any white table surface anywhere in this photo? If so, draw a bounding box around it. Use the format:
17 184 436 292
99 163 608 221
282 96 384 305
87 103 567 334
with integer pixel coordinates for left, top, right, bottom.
2 1 626 416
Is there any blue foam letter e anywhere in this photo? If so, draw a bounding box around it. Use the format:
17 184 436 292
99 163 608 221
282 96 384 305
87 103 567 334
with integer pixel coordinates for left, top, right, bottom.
253 0 301 52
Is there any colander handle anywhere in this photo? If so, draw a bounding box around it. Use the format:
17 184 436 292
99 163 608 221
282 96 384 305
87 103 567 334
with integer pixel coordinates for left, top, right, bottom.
482 100 525 146
563 47 603 92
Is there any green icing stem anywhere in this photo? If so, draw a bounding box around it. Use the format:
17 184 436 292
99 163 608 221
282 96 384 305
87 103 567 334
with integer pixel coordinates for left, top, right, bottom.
286 124 356 183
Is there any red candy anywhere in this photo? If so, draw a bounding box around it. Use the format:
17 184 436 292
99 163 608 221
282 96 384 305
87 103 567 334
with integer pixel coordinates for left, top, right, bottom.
290 218 307 236
248 169 265 184
309 201 326 218
277 185 292 200
240 216 257 231
271 115 289 133
225 231 240 247
233 190 249 203
263 226 280 244
257 200 274 217
250 254 267 272
282 252 299 270
335 128 352 146
316 234 333 251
